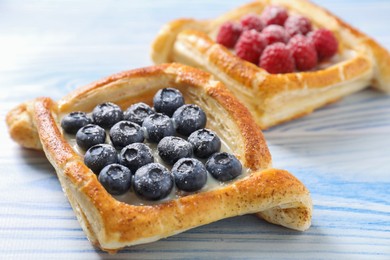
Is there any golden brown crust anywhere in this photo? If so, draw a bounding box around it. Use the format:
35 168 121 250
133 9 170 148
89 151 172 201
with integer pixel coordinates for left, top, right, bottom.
6 102 42 150
151 0 390 129
150 19 210 64
206 82 271 170
6 63 312 252
32 98 78 167
59 64 171 112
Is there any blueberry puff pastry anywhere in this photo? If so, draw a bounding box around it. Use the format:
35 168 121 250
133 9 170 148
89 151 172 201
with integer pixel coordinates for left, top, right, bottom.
6 63 312 253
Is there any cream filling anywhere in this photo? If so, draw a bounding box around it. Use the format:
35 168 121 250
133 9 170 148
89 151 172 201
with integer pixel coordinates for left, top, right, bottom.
61 116 250 206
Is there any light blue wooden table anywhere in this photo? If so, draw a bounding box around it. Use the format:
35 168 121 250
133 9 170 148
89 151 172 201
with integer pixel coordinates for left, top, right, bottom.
1 0 389 259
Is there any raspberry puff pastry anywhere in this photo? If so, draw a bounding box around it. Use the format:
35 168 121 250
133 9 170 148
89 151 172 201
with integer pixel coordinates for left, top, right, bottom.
6 64 312 253
151 0 390 129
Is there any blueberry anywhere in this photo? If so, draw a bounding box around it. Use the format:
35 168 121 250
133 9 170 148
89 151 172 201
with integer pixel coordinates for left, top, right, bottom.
133 163 173 200
92 102 123 129
109 121 144 149
98 164 132 195
119 143 154 173
172 104 207 136
124 102 155 126
172 158 207 192
76 124 106 150
142 113 175 143
188 128 221 158
61 111 92 134
206 152 242 182
157 136 193 165
153 88 185 116
84 144 118 174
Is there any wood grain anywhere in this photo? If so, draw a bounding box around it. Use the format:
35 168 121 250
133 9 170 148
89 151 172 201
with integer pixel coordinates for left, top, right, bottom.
0 0 389 259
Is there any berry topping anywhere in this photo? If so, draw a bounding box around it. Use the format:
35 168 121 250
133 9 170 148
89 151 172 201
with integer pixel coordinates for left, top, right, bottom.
213 5 335 73
188 128 221 158
172 158 207 192
308 29 338 61
84 144 118 174
240 14 264 32
92 102 123 129
133 163 173 201
261 25 289 45
153 88 185 117
61 111 91 135
76 124 106 150
157 136 193 165
65 85 252 201
124 102 155 126
284 15 312 36
98 164 132 195
216 22 243 48
119 143 154 173
142 113 175 143
172 104 207 136
235 29 267 64
206 152 242 182
260 5 288 26
288 34 318 71
259 42 295 74
109 121 144 150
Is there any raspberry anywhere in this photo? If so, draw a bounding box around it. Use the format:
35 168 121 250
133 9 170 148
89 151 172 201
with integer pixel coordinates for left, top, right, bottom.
261 25 289 45
308 29 338 61
216 22 243 48
259 42 295 74
288 35 318 71
235 29 267 64
284 15 312 36
240 14 264 32
260 5 289 26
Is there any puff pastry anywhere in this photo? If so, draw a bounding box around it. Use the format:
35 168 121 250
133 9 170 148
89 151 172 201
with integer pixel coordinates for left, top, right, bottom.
6 63 312 253
151 0 390 129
